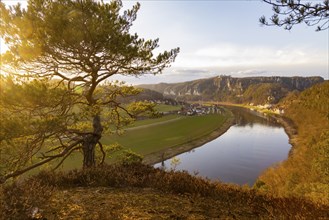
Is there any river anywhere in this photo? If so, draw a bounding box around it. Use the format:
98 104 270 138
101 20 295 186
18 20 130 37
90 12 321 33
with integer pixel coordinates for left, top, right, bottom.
155 106 291 186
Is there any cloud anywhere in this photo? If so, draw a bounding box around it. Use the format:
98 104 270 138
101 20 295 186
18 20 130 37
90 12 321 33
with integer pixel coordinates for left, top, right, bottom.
231 69 269 76
110 67 218 85
171 68 210 75
173 43 327 69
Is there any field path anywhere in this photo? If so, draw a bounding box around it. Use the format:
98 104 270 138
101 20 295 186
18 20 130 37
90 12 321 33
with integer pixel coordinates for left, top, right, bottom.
126 117 183 131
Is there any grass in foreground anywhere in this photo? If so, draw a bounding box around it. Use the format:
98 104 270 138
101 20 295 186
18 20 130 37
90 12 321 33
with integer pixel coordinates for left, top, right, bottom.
1 163 328 220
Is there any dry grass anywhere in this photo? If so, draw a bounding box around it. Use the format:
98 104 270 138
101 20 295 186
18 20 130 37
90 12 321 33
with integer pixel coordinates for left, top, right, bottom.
1 163 328 219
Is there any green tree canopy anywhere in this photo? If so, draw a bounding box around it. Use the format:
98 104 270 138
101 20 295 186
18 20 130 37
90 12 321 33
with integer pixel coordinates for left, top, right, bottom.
0 0 179 183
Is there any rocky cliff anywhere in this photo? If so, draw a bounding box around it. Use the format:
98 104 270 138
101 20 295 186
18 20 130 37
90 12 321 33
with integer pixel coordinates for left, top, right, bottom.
139 76 324 104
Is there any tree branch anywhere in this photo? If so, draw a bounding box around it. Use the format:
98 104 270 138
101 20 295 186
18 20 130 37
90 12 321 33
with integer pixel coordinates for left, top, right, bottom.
261 0 329 31
52 146 82 170
2 140 83 183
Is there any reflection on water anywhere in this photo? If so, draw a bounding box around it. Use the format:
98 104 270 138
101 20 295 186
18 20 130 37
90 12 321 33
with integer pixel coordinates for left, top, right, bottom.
230 106 281 128
155 106 291 186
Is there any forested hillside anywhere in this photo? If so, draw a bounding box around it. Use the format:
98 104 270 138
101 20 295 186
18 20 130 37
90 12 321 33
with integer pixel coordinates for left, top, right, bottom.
257 81 329 204
139 76 324 104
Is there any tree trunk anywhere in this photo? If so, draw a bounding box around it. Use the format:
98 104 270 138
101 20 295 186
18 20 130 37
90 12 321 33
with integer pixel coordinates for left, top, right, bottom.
83 115 103 168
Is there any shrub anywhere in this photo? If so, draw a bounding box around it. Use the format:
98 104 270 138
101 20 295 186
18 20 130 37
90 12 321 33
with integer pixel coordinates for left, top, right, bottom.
1 164 329 219
0 179 53 220
119 149 143 166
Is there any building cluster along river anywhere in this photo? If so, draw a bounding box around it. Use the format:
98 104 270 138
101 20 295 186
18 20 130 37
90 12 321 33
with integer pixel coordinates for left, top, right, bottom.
155 107 291 186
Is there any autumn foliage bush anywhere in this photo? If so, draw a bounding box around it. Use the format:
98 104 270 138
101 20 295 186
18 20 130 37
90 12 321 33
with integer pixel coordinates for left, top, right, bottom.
32 163 241 198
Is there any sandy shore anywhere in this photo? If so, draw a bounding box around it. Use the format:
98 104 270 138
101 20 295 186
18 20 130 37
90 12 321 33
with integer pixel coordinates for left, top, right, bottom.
142 111 235 165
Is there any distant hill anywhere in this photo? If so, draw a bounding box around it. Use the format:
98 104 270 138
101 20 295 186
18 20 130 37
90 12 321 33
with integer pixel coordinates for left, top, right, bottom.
119 89 164 103
139 76 324 104
119 88 179 105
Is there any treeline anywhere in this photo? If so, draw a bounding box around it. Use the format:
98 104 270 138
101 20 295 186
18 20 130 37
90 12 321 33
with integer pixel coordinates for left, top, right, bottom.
140 76 324 105
256 81 329 204
118 88 180 105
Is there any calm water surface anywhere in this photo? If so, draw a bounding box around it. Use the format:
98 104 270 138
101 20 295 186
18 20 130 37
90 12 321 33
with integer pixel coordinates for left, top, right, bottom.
155 107 291 186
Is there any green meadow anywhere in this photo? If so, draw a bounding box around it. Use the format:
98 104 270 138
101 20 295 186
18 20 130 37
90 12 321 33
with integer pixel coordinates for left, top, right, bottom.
58 113 229 170
126 114 180 128
154 104 182 112
103 113 228 155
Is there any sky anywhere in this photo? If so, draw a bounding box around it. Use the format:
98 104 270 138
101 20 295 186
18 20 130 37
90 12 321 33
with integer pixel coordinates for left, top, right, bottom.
1 0 328 84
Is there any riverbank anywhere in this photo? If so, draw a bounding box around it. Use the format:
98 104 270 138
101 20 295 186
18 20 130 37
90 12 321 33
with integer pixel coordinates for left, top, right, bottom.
142 110 235 165
255 82 329 204
245 105 298 154
219 103 298 150
270 114 298 155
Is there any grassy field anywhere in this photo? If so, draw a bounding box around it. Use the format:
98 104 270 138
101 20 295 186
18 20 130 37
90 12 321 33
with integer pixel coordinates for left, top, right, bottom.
102 113 228 156
155 104 182 112
58 113 229 170
126 114 180 127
